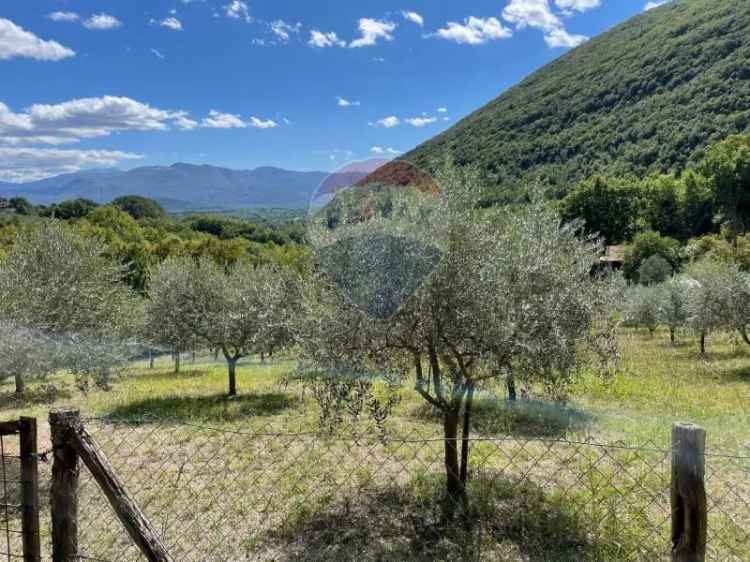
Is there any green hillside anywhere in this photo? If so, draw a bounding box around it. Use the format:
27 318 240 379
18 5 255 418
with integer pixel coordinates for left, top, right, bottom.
404 0 750 199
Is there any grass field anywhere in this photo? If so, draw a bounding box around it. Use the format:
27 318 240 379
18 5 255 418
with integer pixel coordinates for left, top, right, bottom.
1 329 749 561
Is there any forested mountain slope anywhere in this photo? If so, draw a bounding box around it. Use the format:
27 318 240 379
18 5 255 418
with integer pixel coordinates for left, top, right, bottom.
403 0 750 199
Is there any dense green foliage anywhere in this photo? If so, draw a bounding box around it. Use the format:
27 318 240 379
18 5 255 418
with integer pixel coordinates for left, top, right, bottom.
112 195 167 220
404 0 750 201
0 196 310 291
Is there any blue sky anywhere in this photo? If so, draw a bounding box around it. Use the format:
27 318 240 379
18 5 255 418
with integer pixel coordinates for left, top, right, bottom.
0 0 668 182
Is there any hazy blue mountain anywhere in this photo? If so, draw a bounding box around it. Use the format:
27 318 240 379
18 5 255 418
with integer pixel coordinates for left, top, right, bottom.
0 164 330 211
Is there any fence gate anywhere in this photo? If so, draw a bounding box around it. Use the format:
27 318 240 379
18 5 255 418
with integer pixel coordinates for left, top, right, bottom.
0 418 41 562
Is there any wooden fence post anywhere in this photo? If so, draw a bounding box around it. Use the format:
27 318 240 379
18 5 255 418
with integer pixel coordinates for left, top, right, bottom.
69 420 174 562
671 422 707 562
50 409 80 562
19 417 41 562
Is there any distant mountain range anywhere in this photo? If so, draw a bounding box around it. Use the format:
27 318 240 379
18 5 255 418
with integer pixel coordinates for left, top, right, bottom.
0 164 332 211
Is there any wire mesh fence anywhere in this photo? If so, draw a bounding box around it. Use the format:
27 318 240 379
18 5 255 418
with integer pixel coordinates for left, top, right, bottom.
50 416 748 562
0 431 22 561
0 434 23 561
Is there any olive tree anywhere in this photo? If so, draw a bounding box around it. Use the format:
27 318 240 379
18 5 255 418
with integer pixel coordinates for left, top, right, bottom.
148 257 294 396
638 254 673 286
145 257 201 373
295 164 619 512
0 223 139 391
659 278 689 344
0 321 58 394
196 261 293 396
624 285 662 336
684 259 735 354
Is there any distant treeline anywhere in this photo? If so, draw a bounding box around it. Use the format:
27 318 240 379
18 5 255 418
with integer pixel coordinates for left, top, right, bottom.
558 133 750 280
0 195 310 292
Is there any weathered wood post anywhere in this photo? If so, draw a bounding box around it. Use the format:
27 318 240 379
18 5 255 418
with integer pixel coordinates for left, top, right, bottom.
671 422 707 562
50 409 80 562
19 417 41 562
69 421 174 562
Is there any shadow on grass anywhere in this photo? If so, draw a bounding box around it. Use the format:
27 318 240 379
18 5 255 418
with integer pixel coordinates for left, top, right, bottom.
717 366 750 383
105 392 294 422
127 368 212 383
256 472 627 562
0 384 72 412
411 397 591 439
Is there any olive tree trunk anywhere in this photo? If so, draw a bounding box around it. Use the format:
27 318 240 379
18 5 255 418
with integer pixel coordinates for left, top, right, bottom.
15 373 25 395
507 373 517 401
227 357 238 397
443 408 464 517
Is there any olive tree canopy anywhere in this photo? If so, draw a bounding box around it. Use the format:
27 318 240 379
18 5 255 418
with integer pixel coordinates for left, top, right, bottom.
146 257 296 396
294 163 620 511
0 222 140 391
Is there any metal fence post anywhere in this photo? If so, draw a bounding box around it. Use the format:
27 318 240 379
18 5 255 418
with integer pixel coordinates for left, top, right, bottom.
50 409 80 562
671 422 707 562
19 417 41 562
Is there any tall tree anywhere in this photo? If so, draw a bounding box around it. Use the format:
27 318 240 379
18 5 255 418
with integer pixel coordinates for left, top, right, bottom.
700 134 750 241
559 175 642 244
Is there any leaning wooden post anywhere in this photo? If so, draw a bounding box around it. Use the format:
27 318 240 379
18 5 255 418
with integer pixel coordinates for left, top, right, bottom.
68 419 174 562
50 409 80 562
19 417 41 562
671 422 707 562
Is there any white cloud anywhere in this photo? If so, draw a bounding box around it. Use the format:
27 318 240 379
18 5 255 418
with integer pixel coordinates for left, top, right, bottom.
336 97 360 108
47 12 80 23
83 13 122 30
435 16 511 45
201 110 246 129
150 48 165 59
0 18 75 61
308 30 346 48
371 116 400 128
249 116 278 129
223 1 251 23
437 107 448 113
644 0 670 10
370 146 401 155
350 18 396 48
154 17 183 31
502 0 588 48
543 26 587 47
270 20 301 43
405 116 437 127
0 97 196 145
0 147 142 183
171 113 198 130
554 0 601 14
402 11 424 27
503 0 559 30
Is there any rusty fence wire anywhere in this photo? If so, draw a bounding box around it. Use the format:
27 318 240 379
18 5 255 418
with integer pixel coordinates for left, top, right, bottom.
36 416 744 562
